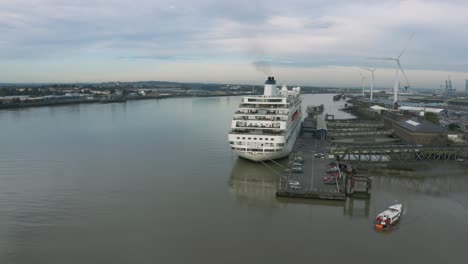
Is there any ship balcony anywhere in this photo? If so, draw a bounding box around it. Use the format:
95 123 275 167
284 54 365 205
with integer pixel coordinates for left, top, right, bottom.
229 129 285 135
234 110 289 115
235 125 282 129
232 116 287 121
243 97 286 103
238 104 290 109
234 121 285 129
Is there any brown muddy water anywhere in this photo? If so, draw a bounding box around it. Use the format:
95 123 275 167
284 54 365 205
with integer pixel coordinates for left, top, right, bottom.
1 94 467 264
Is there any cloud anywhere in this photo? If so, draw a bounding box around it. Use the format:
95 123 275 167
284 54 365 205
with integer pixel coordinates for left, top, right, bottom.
0 0 468 86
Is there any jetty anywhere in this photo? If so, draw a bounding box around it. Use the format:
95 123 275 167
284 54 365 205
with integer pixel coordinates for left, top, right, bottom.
275 105 376 201
276 131 346 200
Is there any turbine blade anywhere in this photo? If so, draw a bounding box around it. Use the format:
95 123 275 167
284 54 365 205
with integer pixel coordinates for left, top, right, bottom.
397 61 410 87
361 67 377 74
398 32 415 58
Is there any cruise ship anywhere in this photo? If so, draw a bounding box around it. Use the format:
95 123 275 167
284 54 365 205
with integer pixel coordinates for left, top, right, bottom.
228 77 302 161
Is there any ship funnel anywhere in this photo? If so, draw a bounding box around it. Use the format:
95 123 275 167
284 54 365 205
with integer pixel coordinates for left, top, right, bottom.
264 76 277 96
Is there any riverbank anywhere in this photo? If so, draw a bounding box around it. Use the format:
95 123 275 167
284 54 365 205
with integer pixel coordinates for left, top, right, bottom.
340 97 380 120
0 92 255 110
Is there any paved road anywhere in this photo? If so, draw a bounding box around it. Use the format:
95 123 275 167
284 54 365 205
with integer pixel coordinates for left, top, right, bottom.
289 132 337 192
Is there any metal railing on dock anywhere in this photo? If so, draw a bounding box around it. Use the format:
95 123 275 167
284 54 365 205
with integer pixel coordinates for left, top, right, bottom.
333 145 468 162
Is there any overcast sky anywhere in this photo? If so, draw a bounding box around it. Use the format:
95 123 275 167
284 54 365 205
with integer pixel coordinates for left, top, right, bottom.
1 0 468 89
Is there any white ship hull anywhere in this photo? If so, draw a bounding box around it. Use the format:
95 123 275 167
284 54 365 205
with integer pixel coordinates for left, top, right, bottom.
236 150 290 162
232 119 301 162
228 77 302 162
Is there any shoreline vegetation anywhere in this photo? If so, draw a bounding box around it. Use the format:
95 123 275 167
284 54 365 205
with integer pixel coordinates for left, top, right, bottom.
0 93 249 110
0 81 357 110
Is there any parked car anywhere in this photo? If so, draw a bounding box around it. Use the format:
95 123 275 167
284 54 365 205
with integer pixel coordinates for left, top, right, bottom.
288 181 302 190
288 180 300 185
292 166 303 173
324 180 336 185
289 184 302 190
294 157 304 163
314 153 325 158
323 176 336 184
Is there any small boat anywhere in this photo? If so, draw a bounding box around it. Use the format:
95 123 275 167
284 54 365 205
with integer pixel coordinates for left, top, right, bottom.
375 204 402 230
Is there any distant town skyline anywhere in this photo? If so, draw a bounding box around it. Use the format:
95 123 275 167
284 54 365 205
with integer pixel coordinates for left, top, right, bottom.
1 0 468 89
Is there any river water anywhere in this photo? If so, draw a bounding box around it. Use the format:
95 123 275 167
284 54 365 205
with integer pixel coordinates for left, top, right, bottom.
1 94 468 264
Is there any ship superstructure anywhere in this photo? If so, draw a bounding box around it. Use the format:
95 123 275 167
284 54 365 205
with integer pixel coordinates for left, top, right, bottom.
228 77 302 161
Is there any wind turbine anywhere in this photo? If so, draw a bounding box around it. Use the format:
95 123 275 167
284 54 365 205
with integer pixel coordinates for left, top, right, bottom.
359 72 366 97
361 67 376 101
369 33 414 109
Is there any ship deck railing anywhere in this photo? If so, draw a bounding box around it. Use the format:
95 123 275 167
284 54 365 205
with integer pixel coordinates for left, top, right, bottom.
235 124 282 129
238 106 291 110
229 130 285 135
234 111 289 116
233 116 287 121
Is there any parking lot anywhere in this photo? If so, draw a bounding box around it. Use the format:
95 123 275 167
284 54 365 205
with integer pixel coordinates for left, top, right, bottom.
286 132 339 193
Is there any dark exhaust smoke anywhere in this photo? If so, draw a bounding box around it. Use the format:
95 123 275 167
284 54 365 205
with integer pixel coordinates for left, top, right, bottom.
252 60 272 76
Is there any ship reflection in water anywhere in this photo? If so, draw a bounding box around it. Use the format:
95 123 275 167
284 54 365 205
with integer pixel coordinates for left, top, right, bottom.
228 158 283 209
228 160 468 218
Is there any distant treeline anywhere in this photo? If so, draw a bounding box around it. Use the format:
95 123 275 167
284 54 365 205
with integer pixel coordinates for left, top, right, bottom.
0 81 358 96
0 88 64 97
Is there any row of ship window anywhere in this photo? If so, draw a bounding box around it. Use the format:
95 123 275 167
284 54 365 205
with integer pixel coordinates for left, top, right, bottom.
230 141 284 147
237 116 284 120
231 147 281 152
236 137 275 141
238 110 288 115
247 98 283 102
236 123 281 128
240 104 289 108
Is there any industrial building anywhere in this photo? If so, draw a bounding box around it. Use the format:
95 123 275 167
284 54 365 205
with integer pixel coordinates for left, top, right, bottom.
445 76 456 94
393 118 448 145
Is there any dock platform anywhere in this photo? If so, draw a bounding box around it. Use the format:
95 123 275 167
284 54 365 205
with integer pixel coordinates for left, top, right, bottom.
276 132 346 201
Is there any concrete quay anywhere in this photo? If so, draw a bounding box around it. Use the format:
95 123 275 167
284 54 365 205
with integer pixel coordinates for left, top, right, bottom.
276 132 346 201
